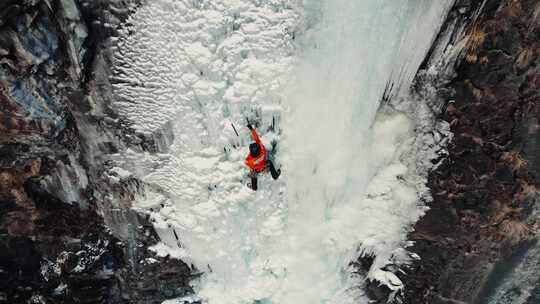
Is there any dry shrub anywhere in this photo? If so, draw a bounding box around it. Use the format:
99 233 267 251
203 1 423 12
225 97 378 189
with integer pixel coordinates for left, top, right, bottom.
504 0 523 18
501 151 528 173
472 86 483 99
515 181 538 202
515 48 534 70
491 202 522 224
479 56 489 65
499 219 534 243
466 53 478 63
531 1 540 30
465 28 486 63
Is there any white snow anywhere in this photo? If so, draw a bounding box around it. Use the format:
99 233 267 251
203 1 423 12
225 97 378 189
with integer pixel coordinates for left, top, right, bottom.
145 257 159 264
150 242 189 260
53 283 67 295
110 166 133 179
112 0 453 303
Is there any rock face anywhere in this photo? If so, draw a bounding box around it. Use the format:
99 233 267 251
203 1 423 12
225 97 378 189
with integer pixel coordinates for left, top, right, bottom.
0 1 193 303
403 0 540 303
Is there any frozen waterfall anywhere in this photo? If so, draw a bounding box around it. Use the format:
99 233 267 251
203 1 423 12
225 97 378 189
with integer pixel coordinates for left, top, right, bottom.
111 0 454 303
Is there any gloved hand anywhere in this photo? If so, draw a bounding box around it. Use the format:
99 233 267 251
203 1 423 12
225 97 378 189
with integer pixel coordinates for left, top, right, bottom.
247 123 253 130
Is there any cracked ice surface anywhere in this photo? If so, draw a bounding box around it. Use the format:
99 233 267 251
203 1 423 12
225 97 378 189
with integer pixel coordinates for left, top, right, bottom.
113 0 298 134
112 0 453 303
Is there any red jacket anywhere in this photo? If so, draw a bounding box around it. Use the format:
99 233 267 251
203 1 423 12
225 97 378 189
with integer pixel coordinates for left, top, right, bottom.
245 129 267 172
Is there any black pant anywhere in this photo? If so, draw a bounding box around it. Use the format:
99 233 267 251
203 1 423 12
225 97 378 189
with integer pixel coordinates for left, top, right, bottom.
268 160 280 180
251 160 280 191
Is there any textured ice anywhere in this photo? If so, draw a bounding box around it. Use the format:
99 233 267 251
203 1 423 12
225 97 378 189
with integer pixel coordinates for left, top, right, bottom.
113 0 298 133
112 0 453 303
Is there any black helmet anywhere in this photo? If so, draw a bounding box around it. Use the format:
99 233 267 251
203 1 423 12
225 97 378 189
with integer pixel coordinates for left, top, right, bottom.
249 143 260 157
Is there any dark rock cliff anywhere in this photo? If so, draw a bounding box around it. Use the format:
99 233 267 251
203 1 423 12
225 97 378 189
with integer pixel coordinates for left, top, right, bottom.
403 0 540 303
0 1 193 303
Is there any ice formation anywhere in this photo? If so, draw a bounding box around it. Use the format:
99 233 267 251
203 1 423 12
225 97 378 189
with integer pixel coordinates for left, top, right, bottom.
112 0 454 303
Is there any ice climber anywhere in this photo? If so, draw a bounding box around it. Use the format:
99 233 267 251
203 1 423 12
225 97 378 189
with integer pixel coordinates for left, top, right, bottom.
245 123 280 191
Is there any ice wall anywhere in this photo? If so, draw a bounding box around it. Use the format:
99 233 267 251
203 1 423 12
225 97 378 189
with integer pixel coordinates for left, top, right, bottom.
112 1 300 303
281 0 454 297
112 0 453 303
285 0 454 201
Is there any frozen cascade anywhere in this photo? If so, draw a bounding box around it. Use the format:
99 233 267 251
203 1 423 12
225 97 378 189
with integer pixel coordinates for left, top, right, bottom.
111 0 453 303
281 0 454 301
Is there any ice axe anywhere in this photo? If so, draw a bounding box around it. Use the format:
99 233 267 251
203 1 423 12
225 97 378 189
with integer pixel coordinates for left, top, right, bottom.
246 117 254 130
224 121 240 153
231 122 239 137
